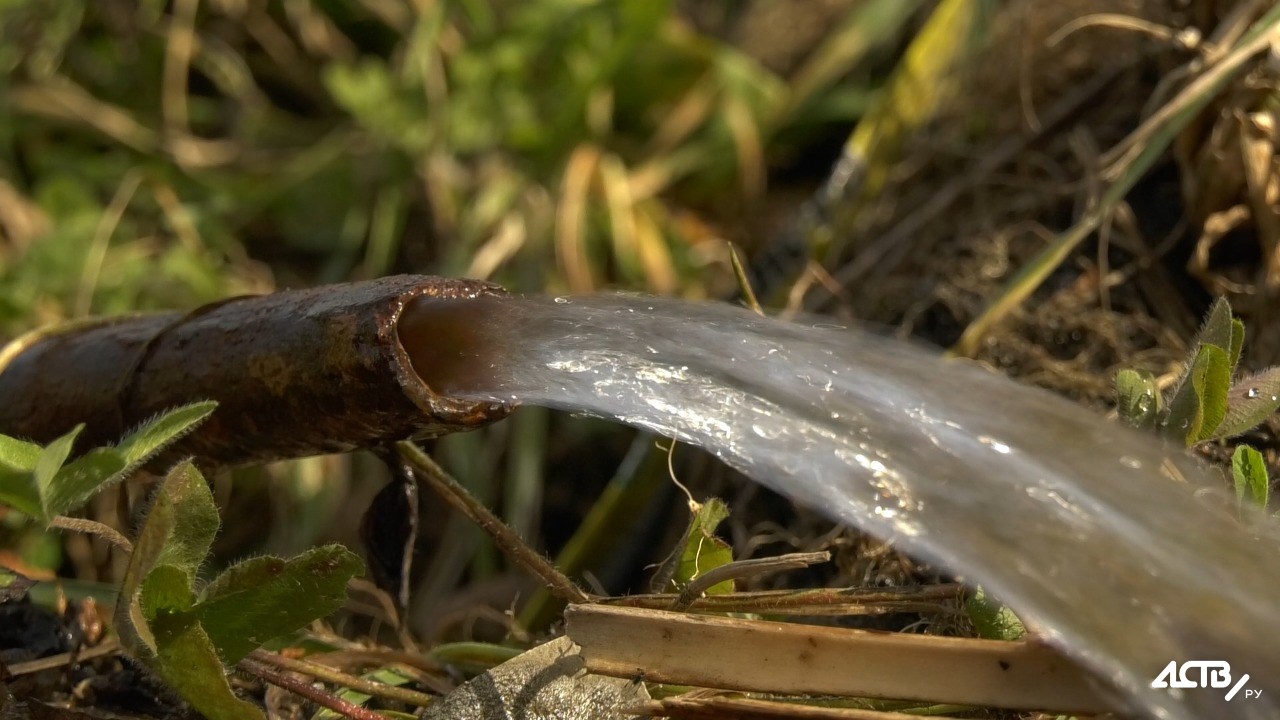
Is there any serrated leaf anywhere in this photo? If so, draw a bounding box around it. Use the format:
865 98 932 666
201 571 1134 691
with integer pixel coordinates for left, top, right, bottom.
667 497 735 595
33 425 83 521
1232 445 1270 510
0 435 41 471
115 462 218 656
195 545 363 664
47 402 217 517
966 585 1026 641
1115 369 1161 430
1211 367 1280 440
1229 317 1246 375
1164 344 1231 445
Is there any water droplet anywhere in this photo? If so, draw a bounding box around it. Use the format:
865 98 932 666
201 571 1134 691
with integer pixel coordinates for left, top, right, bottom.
1246 387 1261 399
554 296 570 304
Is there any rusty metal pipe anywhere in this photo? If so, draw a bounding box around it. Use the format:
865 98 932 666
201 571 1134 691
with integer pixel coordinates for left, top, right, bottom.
0 275 512 468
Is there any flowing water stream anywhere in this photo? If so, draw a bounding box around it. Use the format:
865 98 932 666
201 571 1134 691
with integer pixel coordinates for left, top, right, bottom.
399 293 1280 720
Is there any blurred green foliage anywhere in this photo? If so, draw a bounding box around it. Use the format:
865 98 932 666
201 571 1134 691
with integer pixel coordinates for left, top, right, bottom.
0 0 915 338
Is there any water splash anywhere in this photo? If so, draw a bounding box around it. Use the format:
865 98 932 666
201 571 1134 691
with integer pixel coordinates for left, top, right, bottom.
399 293 1280 719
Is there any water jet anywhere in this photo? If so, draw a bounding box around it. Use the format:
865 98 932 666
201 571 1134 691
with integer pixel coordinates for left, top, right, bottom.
400 290 1280 720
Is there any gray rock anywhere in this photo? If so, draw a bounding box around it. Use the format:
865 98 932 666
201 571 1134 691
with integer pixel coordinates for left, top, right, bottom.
425 637 649 720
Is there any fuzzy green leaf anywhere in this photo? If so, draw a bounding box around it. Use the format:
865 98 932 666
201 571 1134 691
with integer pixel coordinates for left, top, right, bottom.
154 463 220 579
1115 369 1161 430
141 564 197 622
0 433 44 516
115 462 218 656
0 435 41 471
1232 445 1269 510
32 425 83 521
1229 317 1246 375
118 401 219 466
0 467 42 518
667 498 735 596
150 607 265 720
48 402 217 517
1211 367 1280 441
195 545 363 665
1164 344 1231 445
1195 297 1234 357
1164 298 1233 426
966 585 1026 641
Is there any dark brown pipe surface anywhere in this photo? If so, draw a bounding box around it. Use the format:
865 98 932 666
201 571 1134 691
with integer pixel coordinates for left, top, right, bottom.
0 275 512 468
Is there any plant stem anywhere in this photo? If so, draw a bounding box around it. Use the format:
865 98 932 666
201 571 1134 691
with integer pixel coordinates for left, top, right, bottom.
246 650 437 709
50 516 133 553
237 657 388 720
396 441 590 604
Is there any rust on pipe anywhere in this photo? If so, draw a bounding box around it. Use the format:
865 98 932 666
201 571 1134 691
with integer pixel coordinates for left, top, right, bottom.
0 275 512 468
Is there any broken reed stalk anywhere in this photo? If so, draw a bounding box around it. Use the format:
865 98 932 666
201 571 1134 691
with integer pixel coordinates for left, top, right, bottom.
0 276 511 468
599 583 962 616
566 604 1115 714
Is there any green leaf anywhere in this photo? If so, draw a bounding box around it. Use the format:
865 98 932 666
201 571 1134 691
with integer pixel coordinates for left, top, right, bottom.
154 463 220 578
1232 445 1269 510
1211 367 1280 440
117 401 219 467
313 666 416 720
141 564 197 620
0 435 42 471
115 461 218 656
1194 297 1234 358
1164 344 1231 445
0 467 42 518
152 610 266 720
133 567 265 720
195 545 363 665
966 585 1026 641
47 401 217 516
33 424 83 521
667 498 735 595
1115 369 1161 430
1229 317 1246 375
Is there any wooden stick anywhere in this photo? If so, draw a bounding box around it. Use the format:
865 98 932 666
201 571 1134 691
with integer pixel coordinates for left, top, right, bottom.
566 604 1116 714
0 276 511 468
